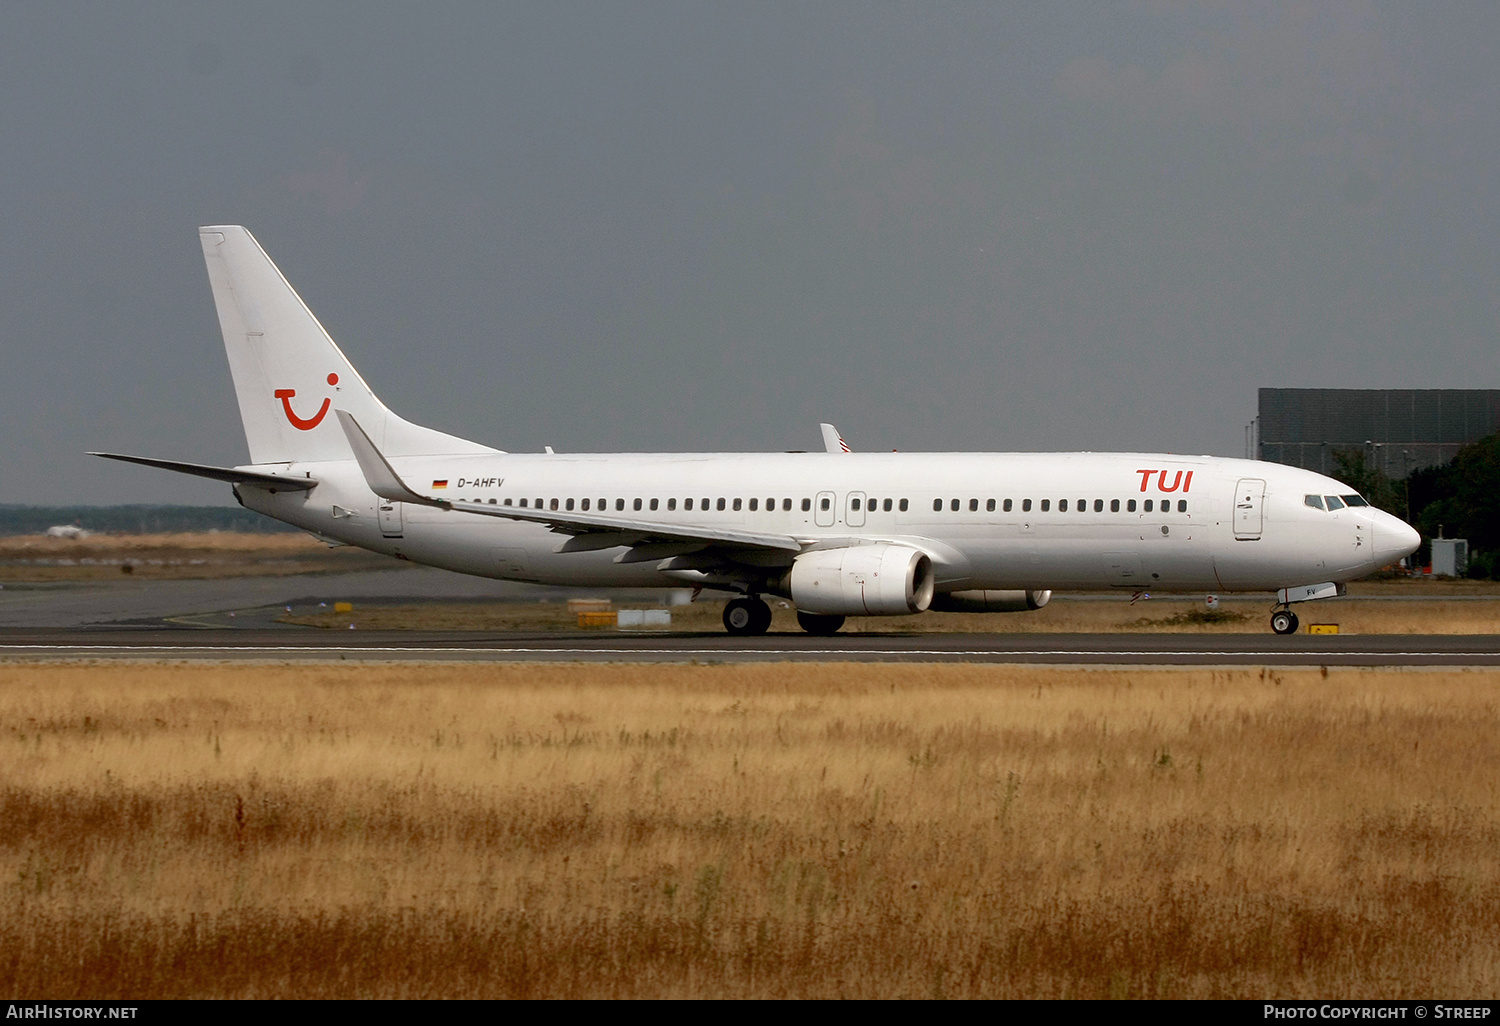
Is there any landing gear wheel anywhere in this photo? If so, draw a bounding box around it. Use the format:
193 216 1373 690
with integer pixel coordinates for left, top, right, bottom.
724 597 772 636
749 598 773 634
797 611 846 636
1271 609 1300 635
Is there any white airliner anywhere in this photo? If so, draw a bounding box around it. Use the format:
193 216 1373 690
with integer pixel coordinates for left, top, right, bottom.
94 226 1421 636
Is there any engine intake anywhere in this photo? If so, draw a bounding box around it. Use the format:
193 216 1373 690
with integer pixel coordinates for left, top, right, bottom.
930 589 1052 613
784 544 936 616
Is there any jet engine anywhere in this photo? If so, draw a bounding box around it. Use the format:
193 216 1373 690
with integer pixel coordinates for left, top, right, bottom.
781 544 936 616
929 589 1052 613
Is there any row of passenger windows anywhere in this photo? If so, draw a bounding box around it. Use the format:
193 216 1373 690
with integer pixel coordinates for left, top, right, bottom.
495 496 813 512
458 495 1189 514
933 497 1189 513
1305 494 1370 511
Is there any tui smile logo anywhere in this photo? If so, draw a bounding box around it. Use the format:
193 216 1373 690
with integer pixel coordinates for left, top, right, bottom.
274 373 339 430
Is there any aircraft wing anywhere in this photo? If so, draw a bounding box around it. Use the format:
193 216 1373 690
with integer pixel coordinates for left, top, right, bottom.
90 452 318 490
336 411 801 557
444 498 802 553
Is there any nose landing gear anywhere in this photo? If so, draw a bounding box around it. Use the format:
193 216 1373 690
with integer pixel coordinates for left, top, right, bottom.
723 596 773 635
1270 608 1300 635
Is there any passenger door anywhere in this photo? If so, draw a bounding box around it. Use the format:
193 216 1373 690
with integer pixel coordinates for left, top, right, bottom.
1233 479 1265 540
377 499 403 538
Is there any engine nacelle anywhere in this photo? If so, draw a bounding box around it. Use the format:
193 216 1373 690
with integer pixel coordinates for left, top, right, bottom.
783 544 936 616
930 589 1052 613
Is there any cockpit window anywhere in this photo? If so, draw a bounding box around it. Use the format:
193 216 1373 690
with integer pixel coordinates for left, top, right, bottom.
1305 494 1324 510
1324 496 1345 511
1341 494 1370 507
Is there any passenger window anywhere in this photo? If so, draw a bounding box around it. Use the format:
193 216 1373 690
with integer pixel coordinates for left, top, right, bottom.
732 498 741 511
1305 495 1324 510
884 498 893 512
550 498 559 510
633 498 642 511
599 498 606 509
535 498 543 509
852 498 861 511
1110 499 1119 512
616 499 625 511
1325 496 1345 511
649 498 658 511
1128 499 1136 512
488 498 497 505
684 498 693 511
519 498 528 507
750 498 758 511
1178 500 1187 513
1094 499 1103 512
987 499 996 512
785 499 793 511
1022 499 1032 512
820 497 831 511
667 499 676 511
801 498 811 512
504 498 513 506
1059 499 1068 512
767 498 775 510
1003 499 1012 512
700 498 708 509
934 498 943 512
1041 499 1050 512
1078 499 1085 512
969 499 979 512
717 498 726 511
951 498 960 512
899 499 908 512
580 498 589 511
1144 499 1153 512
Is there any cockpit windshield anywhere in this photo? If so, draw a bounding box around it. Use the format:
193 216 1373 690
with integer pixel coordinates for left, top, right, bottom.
1324 496 1346 511
1341 494 1370 507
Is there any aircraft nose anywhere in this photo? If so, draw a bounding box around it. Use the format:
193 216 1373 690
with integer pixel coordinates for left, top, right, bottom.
1374 512 1421 568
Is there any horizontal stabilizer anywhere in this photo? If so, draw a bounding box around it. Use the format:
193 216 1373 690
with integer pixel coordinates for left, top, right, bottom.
90 452 318 490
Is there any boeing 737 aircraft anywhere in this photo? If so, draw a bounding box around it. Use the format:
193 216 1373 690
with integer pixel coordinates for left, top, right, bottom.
94 226 1421 635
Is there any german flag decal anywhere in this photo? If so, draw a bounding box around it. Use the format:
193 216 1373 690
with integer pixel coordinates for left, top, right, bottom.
431 480 448 489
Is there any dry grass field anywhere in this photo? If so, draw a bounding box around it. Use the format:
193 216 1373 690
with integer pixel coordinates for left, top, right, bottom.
1 660 1497 998
0 532 396 582
284 594 1500 634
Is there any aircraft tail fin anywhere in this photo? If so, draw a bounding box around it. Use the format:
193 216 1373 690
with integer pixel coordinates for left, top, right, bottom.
198 226 499 464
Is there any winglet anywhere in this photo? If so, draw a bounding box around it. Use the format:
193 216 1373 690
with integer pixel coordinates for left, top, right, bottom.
820 423 851 454
336 410 449 508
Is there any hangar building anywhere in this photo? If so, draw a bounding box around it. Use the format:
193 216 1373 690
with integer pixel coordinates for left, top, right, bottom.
1257 389 1500 479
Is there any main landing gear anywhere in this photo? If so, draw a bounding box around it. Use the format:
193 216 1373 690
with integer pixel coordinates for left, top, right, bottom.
721 598 847 636
723 597 773 636
796 611 845 636
1270 608 1300 635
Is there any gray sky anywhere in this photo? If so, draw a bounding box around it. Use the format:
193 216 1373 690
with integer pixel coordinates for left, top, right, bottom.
4 2 1499 505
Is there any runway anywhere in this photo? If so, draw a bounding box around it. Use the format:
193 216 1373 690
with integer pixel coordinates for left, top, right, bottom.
4 628 1500 665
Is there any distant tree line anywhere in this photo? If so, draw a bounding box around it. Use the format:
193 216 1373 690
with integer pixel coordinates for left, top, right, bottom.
1333 436 1500 577
0 505 297 537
